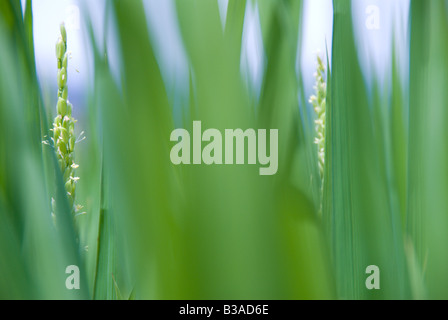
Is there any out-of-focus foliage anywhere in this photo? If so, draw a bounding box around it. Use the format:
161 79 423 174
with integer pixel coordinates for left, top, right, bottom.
1 0 448 300
0 0 87 299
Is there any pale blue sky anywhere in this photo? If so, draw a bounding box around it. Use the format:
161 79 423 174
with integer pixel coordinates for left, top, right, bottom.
28 0 410 119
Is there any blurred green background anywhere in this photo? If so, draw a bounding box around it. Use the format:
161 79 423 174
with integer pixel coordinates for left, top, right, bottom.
0 0 447 300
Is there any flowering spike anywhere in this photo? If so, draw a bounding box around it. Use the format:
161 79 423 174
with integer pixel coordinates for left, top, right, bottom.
56 39 65 61
310 54 327 214
60 23 67 44
51 24 81 218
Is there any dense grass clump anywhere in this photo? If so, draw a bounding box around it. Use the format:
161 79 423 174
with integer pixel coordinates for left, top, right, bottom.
0 0 448 300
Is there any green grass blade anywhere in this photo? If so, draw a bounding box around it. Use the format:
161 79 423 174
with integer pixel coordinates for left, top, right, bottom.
330 0 408 299
408 0 448 299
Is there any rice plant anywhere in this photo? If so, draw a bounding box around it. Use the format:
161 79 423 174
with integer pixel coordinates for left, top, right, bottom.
49 22 82 221
310 54 327 214
1 0 448 301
